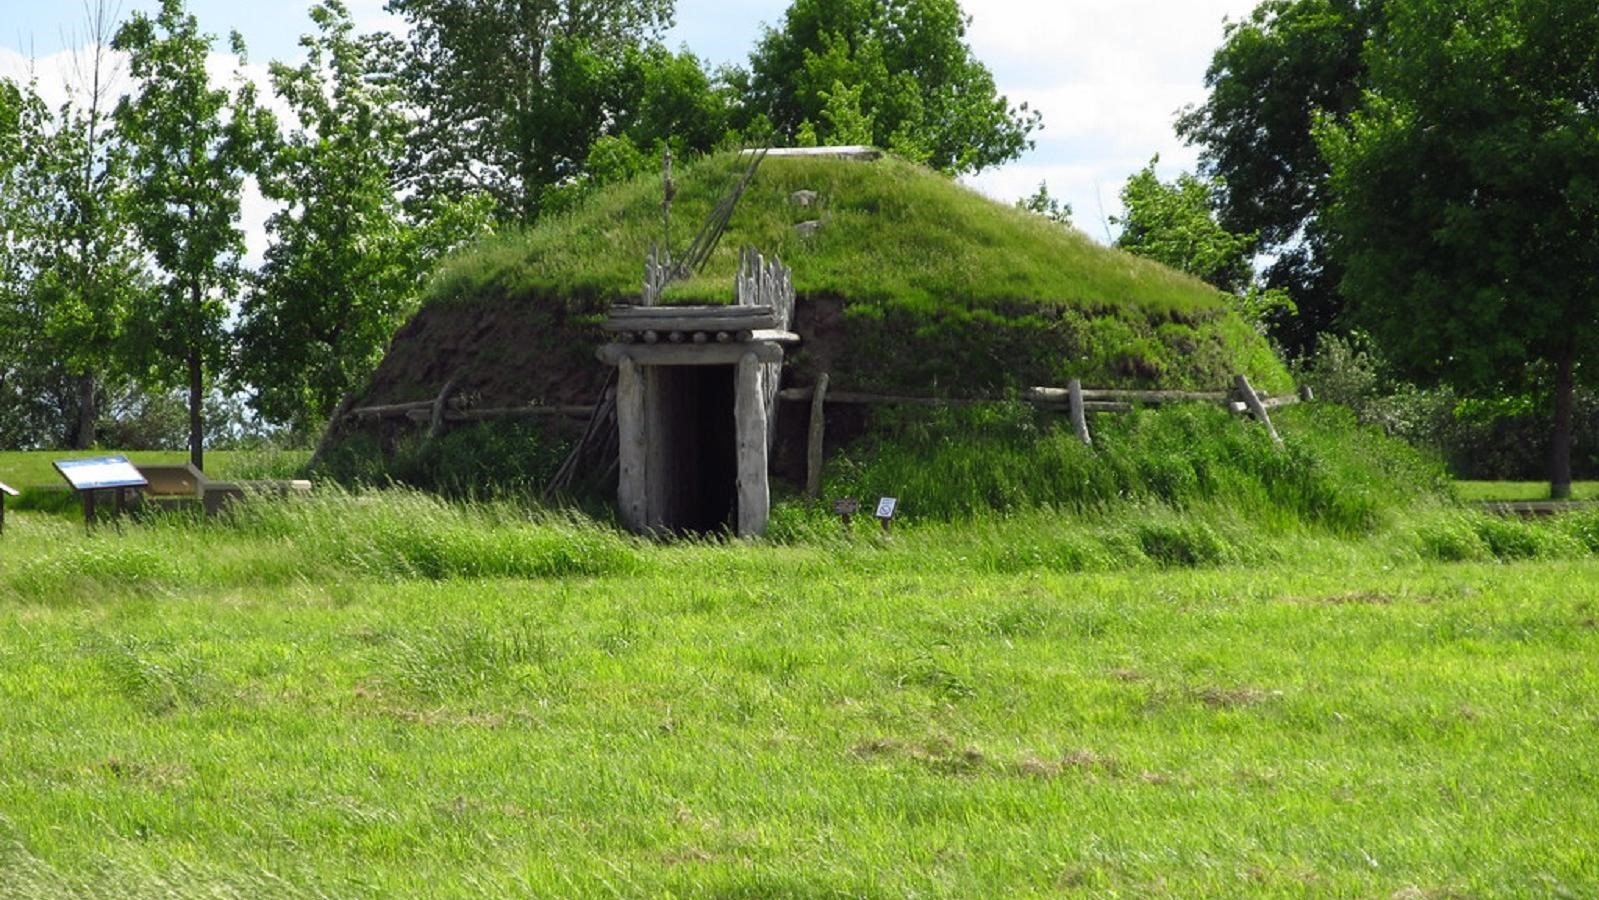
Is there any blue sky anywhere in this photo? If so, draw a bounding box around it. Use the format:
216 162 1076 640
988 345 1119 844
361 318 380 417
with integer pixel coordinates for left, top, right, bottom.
2 0 1261 257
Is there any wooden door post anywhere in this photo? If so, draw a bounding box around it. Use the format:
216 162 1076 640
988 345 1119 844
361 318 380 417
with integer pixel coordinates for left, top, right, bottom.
616 357 648 531
735 351 770 537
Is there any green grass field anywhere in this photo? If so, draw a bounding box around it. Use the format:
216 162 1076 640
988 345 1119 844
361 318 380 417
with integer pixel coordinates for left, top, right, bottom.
1 490 1596 896
1454 480 1599 502
0 450 310 490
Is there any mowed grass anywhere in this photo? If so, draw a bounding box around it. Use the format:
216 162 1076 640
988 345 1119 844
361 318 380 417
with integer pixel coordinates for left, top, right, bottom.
1 493 1596 896
0 449 310 490
1455 480 1599 502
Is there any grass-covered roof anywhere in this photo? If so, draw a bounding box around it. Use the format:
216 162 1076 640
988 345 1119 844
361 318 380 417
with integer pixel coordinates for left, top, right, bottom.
387 151 1290 399
425 153 1239 317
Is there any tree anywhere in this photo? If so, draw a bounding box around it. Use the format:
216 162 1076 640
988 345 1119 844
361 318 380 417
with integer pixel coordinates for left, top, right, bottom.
1177 0 1385 354
744 0 1040 175
33 0 144 448
1015 181 1071 227
1319 0 1599 498
1114 159 1254 293
385 0 691 224
1113 159 1293 332
113 0 274 470
0 78 76 448
238 1 491 435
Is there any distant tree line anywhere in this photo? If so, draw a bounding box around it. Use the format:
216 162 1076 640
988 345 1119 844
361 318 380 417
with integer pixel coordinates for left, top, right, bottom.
0 0 1038 464
1094 0 1598 497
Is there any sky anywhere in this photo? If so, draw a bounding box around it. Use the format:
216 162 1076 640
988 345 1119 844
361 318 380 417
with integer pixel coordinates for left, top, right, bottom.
1 0 1262 260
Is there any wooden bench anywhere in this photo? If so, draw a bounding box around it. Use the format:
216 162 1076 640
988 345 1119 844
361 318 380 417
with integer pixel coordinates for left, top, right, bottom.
134 463 312 516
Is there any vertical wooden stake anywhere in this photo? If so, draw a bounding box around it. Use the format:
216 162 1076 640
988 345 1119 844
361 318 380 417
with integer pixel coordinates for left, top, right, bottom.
1235 374 1283 447
0 493 6 537
429 373 463 440
806 373 830 499
616 356 648 531
1068 379 1093 447
735 351 770 538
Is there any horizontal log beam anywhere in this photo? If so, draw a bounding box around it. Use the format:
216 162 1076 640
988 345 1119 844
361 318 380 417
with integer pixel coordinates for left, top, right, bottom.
347 400 434 418
597 341 786 367
608 304 771 318
1026 387 1230 404
602 315 779 333
406 406 595 423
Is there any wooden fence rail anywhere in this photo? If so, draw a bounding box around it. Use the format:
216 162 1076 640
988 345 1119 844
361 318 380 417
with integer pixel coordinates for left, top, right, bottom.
784 375 1303 495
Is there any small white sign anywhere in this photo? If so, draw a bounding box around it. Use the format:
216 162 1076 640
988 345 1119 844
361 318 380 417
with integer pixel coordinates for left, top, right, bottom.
875 497 898 519
53 456 149 492
0 482 17 498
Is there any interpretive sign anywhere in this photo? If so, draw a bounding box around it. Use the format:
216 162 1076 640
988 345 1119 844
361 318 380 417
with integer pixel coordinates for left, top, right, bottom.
834 497 860 528
875 497 898 532
54 456 147 528
0 481 16 537
54 456 149 491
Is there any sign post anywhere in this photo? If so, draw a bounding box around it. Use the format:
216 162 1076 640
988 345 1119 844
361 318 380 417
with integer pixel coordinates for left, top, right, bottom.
53 456 149 530
0 481 16 536
875 497 898 533
833 497 860 529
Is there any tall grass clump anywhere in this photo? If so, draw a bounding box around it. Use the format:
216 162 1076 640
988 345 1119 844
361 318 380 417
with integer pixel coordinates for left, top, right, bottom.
312 420 573 498
224 488 640 580
822 401 1448 534
0 489 640 600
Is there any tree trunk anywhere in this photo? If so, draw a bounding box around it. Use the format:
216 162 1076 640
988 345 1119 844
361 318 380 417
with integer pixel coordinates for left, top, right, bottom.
188 349 204 472
73 373 98 450
1550 349 1575 500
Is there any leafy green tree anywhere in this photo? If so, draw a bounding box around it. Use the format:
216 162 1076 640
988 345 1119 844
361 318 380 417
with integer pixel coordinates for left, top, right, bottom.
1318 0 1599 498
1177 0 1385 353
0 79 75 448
239 1 491 435
745 0 1040 174
33 2 144 448
386 0 705 224
1113 159 1292 332
1015 181 1071 227
113 0 274 470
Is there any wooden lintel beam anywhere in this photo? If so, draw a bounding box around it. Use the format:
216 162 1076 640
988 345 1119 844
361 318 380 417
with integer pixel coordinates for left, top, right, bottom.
598 342 785 367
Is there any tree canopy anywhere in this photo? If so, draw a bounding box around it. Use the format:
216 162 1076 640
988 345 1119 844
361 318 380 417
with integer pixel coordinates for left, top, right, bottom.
113 0 274 469
385 0 719 224
1319 0 1599 497
745 0 1040 175
1177 0 1384 354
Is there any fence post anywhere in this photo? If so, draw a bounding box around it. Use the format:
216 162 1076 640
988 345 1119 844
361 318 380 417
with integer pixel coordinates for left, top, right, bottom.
1235 374 1283 447
806 373 830 499
1068 379 1093 447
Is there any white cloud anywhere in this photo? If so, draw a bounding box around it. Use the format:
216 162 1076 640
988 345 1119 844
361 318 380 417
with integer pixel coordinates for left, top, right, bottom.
4 41 287 268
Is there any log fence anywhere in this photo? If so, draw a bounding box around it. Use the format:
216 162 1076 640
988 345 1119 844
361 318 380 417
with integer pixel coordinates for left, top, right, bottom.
786 374 1304 499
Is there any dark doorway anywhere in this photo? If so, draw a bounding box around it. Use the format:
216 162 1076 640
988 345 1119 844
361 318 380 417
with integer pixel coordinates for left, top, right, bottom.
646 365 737 534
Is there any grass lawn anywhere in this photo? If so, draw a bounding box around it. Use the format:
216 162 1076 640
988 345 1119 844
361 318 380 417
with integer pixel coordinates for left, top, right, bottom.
1454 480 1599 502
0 449 310 490
0 494 1595 896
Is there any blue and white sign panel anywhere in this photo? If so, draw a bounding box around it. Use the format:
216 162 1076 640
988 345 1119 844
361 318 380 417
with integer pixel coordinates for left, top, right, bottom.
54 456 149 492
